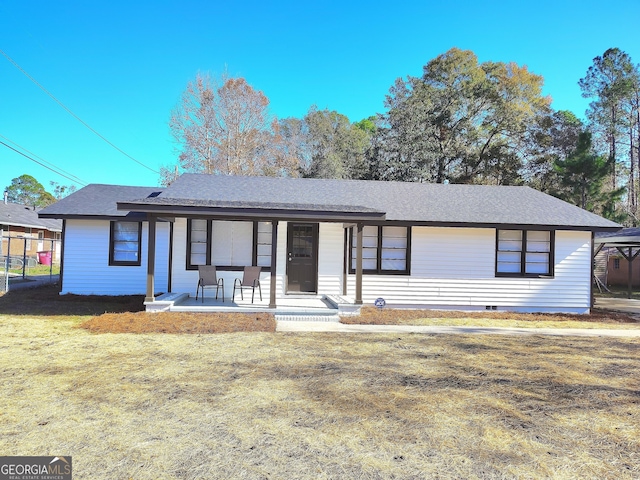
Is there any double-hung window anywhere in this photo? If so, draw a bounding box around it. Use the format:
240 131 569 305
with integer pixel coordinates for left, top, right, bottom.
109 221 142 266
187 219 210 269
186 219 273 270
255 222 273 268
496 229 554 277
350 226 410 274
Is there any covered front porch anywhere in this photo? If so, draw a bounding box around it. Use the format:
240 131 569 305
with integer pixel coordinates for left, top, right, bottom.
126 204 384 314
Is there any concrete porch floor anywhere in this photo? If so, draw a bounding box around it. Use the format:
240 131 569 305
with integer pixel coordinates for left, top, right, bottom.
146 292 360 320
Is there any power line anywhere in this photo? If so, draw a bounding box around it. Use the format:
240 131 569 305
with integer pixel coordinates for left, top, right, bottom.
0 48 160 174
0 134 87 185
0 140 88 186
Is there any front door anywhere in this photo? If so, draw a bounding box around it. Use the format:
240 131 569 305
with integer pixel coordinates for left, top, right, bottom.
286 223 319 293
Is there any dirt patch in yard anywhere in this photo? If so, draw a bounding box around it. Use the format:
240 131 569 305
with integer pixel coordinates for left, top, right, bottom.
0 284 144 316
342 306 640 327
80 311 276 334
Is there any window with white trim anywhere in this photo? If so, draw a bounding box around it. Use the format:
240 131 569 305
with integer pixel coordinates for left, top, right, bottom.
350 226 410 274
496 229 553 276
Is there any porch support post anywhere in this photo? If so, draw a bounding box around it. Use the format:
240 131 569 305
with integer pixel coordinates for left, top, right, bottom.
629 247 633 300
590 232 595 308
355 223 363 305
616 246 640 299
145 215 156 303
594 243 605 257
59 219 66 293
269 220 278 308
342 227 348 296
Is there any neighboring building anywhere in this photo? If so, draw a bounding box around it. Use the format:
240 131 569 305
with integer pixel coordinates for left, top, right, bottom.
606 252 640 287
1 199 62 262
39 174 620 313
595 228 640 288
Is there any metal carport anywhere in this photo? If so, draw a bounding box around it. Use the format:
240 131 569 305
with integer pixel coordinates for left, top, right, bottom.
595 228 640 299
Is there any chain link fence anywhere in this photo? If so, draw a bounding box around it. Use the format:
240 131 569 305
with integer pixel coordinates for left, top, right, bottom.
1 232 61 293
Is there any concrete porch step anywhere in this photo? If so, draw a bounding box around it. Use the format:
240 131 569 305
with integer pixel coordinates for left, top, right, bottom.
275 313 341 322
323 294 361 316
145 292 190 312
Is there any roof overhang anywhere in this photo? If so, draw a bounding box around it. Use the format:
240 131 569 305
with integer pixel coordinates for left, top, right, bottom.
116 199 387 223
0 220 62 232
595 235 640 244
38 212 148 221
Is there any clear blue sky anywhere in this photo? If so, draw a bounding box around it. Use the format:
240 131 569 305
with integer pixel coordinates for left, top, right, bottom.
1 0 639 191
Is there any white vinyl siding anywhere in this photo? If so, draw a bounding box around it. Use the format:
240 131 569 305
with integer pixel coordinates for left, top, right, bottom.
346 228 591 313
317 223 344 294
61 219 169 295
65 216 592 313
173 222 591 312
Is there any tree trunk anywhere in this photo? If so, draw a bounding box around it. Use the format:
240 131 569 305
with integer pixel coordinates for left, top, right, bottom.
611 105 617 189
436 158 445 183
637 95 640 224
630 124 636 224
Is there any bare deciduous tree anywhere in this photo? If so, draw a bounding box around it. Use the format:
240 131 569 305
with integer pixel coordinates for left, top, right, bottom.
164 73 299 185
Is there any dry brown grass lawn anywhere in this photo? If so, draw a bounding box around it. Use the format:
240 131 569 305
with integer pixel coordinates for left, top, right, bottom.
1 312 639 479
342 306 640 330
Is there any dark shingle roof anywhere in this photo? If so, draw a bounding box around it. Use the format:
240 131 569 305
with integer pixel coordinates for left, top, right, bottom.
595 227 640 245
40 175 621 230
0 201 62 231
596 227 640 239
39 185 164 219
129 197 384 214
132 174 619 229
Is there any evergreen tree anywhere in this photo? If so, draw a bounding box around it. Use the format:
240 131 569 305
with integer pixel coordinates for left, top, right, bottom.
554 132 625 221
